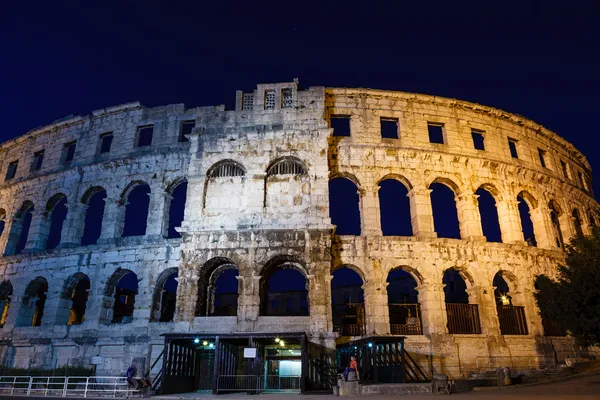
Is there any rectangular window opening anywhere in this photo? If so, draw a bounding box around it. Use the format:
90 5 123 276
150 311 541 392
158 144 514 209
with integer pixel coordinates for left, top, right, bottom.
560 160 569 179
99 132 114 154
508 138 519 159
380 118 399 139
471 129 485 150
64 141 77 163
538 148 547 168
428 123 445 144
264 90 276 110
5 161 18 181
136 125 154 147
179 120 195 143
331 115 351 137
242 93 254 111
578 172 588 191
281 88 293 109
31 150 44 171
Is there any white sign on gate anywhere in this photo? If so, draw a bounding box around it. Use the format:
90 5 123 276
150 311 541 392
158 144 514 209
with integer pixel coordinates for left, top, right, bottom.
243 348 257 358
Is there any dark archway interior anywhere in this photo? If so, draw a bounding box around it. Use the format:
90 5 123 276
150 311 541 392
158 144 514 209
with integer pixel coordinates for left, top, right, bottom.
47 196 68 249
549 203 564 249
122 184 151 237
329 178 360 235
211 269 238 316
331 267 364 335
379 179 412 236
261 268 308 316
167 181 187 238
25 278 48 327
443 269 468 303
81 189 106 245
15 206 34 254
0 281 12 327
517 195 536 246
159 271 178 322
430 183 460 239
113 271 138 323
493 273 510 304
387 269 419 329
476 188 502 243
70 277 90 325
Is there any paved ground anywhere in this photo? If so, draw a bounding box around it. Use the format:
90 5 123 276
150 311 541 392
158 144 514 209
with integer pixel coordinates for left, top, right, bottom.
151 373 600 399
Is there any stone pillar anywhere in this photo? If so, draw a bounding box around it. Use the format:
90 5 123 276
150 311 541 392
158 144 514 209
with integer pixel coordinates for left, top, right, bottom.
468 285 501 337
236 274 260 327
146 187 167 240
558 212 574 245
307 272 334 334
174 266 199 322
363 280 390 335
132 279 152 328
98 198 122 244
39 291 63 328
521 286 543 336
455 193 485 240
24 211 48 252
360 186 382 236
495 199 526 244
416 283 448 335
407 188 436 239
58 203 87 248
529 206 555 249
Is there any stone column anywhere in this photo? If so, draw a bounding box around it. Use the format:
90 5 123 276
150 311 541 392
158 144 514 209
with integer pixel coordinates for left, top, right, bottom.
407 188 436 239
307 271 334 334
98 198 122 244
24 211 49 252
145 187 167 240
236 274 260 328
558 212 574 246
495 199 526 244
174 266 199 323
363 280 390 335
521 286 543 336
416 283 448 335
529 205 555 249
468 285 501 337
58 202 88 248
360 186 382 236
455 193 485 240
132 278 152 328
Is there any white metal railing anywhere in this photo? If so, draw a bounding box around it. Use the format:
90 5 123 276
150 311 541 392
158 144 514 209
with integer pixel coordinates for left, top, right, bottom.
0 376 145 397
216 375 301 393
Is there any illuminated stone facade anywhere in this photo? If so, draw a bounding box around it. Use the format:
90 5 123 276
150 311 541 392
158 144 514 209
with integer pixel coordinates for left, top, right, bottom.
0 80 597 380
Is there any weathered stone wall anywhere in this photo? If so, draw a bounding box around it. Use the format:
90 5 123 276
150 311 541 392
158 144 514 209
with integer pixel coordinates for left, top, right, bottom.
0 81 596 380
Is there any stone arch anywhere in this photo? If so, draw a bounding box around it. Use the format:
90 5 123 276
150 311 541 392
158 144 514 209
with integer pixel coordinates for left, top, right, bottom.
517 192 537 246
151 268 178 322
203 160 247 212
376 174 413 191
378 178 412 236
429 180 461 239
442 267 472 303
104 269 139 324
329 172 361 188
494 270 529 335
165 177 188 238
331 266 365 336
443 267 482 334
329 177 361 235
81 187 107 246
429 177 462 195
385 265 424 286
0 280 13 327
57 273 90 325
475 185 502 243
17 277 48 327
517 190 538 210
572 208 584 237
206 159 246 178
266 156 308 176
121 181 151 237
259 254 309 316
195 257 239 317
264 157 310 209
387 266 422 335
331 263 367 284
7 201 35 255
45 193 68 250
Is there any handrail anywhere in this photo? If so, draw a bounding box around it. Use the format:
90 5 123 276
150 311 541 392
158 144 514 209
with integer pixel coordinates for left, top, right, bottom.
0 376 145 397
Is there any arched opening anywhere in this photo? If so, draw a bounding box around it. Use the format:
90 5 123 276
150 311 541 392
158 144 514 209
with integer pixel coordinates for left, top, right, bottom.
260 258 308 316
429 182 460 239
17 277 48 327
195 258 239 317
166 179 188 238
12 201 34 255
493 272 528 335
203 160 246 215
152 268 178 322
81 187 107 245
443 269 481 334
517 193 536 246
590 214 597 228
549 201 564 249
331 266 364 336
264 157 309 211
572 209 584 237
0 281 13 327
0 209 6 239
534 275 566 336
378 179 412 236
46 194 68 249
387 268 421 335
476 187 502 242
122 183 151 237
329 177 360 235
110 270 139 324
58 273 90 325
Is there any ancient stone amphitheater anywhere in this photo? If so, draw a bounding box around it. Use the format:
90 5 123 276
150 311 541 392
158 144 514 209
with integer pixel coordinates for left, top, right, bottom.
0 80 597 391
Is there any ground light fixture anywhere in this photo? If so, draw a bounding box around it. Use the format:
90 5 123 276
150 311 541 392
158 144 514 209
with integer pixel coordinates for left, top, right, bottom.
194 338 200 344
275 337 280 343
202 340 208 346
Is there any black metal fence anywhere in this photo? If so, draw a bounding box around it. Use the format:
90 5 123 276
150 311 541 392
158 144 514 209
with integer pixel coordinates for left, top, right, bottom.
332 303 365 336
497 305 528 335
389 304 422 335
446 303 481 334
